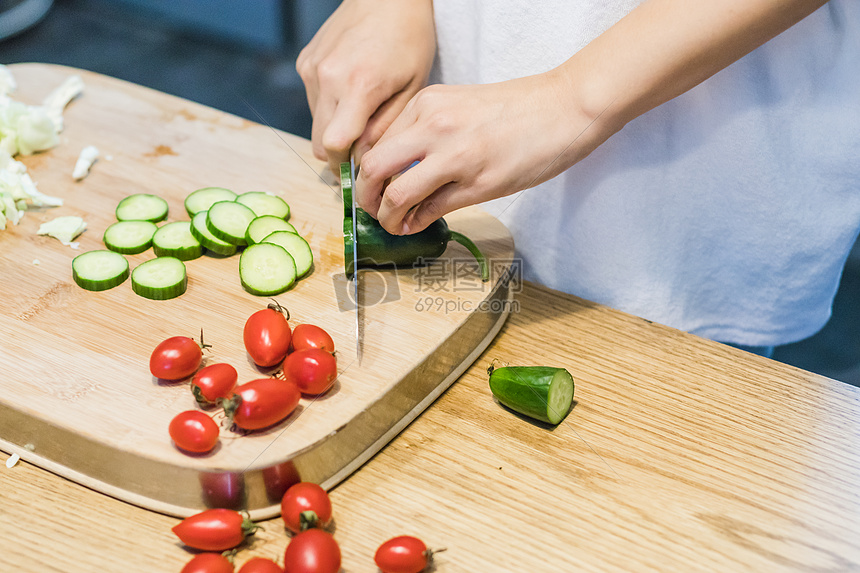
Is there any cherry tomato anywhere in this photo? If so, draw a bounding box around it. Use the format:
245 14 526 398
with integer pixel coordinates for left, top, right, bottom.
237 557 283 573
172 508 259 551
283 349 337 395
192 363 239 404
223 378 301 430
150 334 205 380
244 303 292 368
169 410 220 453
291 324 335 354
374 536 436 573
283 529 341 573
280 482 332 533
181 553 234 573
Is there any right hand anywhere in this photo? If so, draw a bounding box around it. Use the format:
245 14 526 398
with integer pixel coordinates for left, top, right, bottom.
296 0 436 176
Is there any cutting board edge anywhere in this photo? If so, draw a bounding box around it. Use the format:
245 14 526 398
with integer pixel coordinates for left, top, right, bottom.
0 278 515 519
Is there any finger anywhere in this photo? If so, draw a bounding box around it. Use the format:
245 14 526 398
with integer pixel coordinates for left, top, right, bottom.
353 88 415 165
373 157 455 235
310 96 337 162
402 180 478 234
354 113 426 217
321 95 375 175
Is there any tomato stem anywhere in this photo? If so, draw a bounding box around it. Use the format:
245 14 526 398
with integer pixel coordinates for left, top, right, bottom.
240 511 263 537
266 298 290 320
299 510 320 531
199 328 213 352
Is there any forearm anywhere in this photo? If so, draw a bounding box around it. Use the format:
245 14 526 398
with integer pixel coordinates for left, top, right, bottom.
556 0 830 144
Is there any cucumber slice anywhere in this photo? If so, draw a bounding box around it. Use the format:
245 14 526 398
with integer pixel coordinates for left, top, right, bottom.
72 250 130 292
184 186 237 217
131 256 187 300
206 200 256 246
102 220 157 255
152 221 203 261
239 242 297 296
245 215 297 245
236 191 290 219
261 230 313 277
115 194 169 223
190 211 238 256
488 365 574 425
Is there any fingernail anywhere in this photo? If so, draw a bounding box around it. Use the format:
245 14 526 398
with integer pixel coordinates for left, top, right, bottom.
400 221 410 235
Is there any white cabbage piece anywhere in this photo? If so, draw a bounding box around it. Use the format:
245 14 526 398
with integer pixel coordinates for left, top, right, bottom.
1 191 21 224
73 145 99 180
37 215 87 244
14 106 59 156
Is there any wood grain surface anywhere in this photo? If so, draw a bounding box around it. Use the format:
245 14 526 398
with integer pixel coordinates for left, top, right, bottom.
0 64 514 518
3 282 860 572
2 65 860 572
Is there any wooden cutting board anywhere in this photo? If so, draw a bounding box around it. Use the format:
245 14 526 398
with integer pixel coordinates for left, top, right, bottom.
0 64 515 519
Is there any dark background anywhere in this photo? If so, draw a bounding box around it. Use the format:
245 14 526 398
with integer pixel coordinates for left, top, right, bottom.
3 0 859 386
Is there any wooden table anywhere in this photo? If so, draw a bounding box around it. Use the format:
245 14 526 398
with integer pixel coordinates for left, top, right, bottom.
2 65 860 572
4 281 860 571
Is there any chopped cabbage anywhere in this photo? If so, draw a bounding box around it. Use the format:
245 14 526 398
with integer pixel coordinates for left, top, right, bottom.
37 215 87 245
0 65 82 225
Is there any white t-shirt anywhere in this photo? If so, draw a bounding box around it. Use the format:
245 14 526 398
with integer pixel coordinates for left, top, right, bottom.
432 0 860 346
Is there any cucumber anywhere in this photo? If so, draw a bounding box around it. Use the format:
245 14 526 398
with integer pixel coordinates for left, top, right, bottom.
184 186 237 216
340 162 352 217
206 200 256 246
488 365 574 425
239 242 297 296
152 221 203 261
190 211 238 256
236 191 290 219
115 193 169 223
261 230 313 277
131 256 187 300
245 215 297 245
102 220 157 255
72 250 130 292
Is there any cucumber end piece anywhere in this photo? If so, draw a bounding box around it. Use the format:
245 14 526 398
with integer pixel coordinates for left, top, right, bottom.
546 369 575 425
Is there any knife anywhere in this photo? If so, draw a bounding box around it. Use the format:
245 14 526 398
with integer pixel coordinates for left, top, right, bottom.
340 155 362 365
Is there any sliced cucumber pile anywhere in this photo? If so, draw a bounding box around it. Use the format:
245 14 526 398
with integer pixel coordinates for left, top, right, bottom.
115 193 169 223
132 256 187 300
73 187 314 299
236 191 290 219
103 220 158 255
152 221 202 261
239 242 297 296
245 214 297 245
72 249 130 291
184 186 237 217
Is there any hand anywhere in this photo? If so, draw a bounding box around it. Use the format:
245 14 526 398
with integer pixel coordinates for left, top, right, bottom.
355 71 611 235
296 0 436 176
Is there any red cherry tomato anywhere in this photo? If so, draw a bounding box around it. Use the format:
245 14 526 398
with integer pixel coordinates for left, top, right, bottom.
283 529 341 573
150 335 205 380
172 508 259 551
283 349 337 395
374 536 435 573
181 553 234 573
237 557 283 573
291 324 335 354
192 363 239 404
169 410 220 453
244 303 292 368
280 482 332 533
224 378 301 431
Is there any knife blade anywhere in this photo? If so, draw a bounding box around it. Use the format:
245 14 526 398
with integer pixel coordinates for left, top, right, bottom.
349 153 362 365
